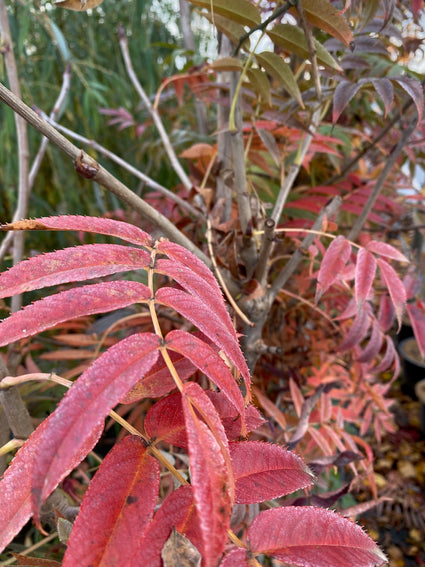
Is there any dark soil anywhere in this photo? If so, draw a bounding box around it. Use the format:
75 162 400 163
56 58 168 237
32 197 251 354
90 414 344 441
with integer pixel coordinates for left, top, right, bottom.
359 381 425 566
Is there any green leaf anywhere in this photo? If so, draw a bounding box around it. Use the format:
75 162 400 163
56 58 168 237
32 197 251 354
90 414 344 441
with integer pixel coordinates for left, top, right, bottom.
268 24 342 72
50 21 71 62
209 57 244 72
188 0 261 28
255 52 304 108
246 68 272 107
203 13 249 49
298 0 353 47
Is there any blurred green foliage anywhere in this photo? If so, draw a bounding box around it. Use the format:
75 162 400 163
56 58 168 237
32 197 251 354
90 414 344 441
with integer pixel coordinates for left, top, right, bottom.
1 0 210 250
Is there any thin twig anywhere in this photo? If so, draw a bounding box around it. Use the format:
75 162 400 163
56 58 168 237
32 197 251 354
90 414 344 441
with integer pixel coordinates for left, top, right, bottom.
254 217 276 285
298 0 321 99
0 0 29 313
0 81 211 266
270 196 342 298
179 0 208 135
118 25 192 191
37 109 202 219
230 72 252 235
206 219 253 326
0 64 71 264
29 64 72 188
233 0 297 56
347 118 417 242
286 385 326 450
325 91 422 187
271 0 322 224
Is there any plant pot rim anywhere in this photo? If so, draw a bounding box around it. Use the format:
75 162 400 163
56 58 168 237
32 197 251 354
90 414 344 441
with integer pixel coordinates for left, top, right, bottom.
398 337 425 368
415 379 425 402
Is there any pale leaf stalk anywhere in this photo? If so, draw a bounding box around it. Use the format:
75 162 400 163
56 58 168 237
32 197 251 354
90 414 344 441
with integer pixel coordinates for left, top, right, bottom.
271 0 323 223
37 109 202 219
1 532 58 566
0 371 189 486
0 64 71 264
118 25 192 191
0 0 29 313
0 81 210 265
147 249 186 392
206 219 254 326
0 438 24 457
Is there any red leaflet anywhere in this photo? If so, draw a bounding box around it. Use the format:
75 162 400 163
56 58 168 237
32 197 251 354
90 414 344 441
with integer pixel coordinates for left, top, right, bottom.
63 436 159 566
206 391 265 439
371 78 394 117
374 336 398 373
156 287 250 384
230 441 314 504
394 76 423 122
182 382 233 567
355 248 376 307
377 258 406 328
338 309 371 352
315 235 351 302
378 293 395 332
135 486 203 567
0 245 150 298
333 81 362 123
0 215 153 247
0 281 151 347
30 333 160 518
356 320 384 363
366 240 409 263
404 273 422 300
219 548 250 566
165 330 246 428
247 507 387 566
156 255 235 337
121 351 196 402
157 241 226 306
0 415 103 554
144 392 188 448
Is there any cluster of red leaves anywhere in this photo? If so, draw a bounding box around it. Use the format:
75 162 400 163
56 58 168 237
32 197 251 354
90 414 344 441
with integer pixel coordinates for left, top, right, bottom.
0 216 387 566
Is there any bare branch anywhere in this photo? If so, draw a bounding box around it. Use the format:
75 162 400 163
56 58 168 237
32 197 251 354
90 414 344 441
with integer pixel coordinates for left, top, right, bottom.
233 0 297 56
118 25 193 191
286 385 325 451
254 217 276 286
0 0 29 313
0 81 210 266
271 0 323 223
0 65 71 264
37 109 202 219
179 0 208 136
270 196 341 298
216 35 233 222
347 118 417 242
230 72 252 235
